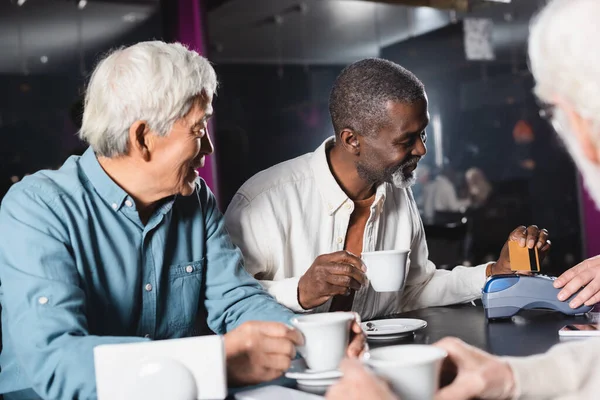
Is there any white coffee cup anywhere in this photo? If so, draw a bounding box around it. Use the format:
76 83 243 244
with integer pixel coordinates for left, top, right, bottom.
364 345 447 400
290 312 355 372
361 250 410 292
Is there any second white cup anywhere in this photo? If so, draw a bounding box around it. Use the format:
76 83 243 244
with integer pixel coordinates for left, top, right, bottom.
364 344 447 400
361 249 410 292
290 312 355 372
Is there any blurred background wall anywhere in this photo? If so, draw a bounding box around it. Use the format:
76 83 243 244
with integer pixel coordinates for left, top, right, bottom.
0 0 593 274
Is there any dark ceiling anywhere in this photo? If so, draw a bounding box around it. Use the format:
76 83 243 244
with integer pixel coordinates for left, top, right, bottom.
0 0 160 75
205 0 231 11
206 0 546 65
0 0 547 73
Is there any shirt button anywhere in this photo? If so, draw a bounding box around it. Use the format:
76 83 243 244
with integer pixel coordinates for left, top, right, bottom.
125 200 133 208
336 236 343 244
186 265 194 273
38 296 49 305
345 203 352 210
145 283 153 292
111 203 118 210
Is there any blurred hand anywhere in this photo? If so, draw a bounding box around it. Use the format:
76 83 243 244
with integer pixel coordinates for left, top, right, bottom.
326 358 398 400
347 313 368 358
224 321 303 386
493 225 551 275
434 338 516 400
554 255 600 308
298 251 367 309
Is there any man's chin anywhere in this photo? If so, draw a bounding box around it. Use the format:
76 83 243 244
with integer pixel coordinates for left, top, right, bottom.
179 179 198 197
390 172 416 189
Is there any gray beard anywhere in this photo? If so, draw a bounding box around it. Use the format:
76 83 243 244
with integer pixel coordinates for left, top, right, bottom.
356 157 419 189
391 168 417 189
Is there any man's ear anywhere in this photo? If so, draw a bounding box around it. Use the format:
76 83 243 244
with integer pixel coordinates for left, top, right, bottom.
555 96 600 165
128 121 152 161
339 129 360 156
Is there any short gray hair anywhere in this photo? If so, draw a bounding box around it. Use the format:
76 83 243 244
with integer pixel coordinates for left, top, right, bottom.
80 41 217 157
529 0 600 133
329 58 425 138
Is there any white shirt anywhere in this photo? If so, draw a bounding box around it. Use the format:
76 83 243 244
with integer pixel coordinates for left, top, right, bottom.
422 175 470 222
506 339 600 399
225 137 487 320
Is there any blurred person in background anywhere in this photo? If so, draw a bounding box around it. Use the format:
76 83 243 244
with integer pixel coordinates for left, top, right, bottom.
422 165 470 223
465 165 531 264
465 167 492 208
327 1 600 399
463 167 499 263
0 41 364 400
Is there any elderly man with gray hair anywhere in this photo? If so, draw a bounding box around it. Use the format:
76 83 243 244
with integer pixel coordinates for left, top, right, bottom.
0 41 364 400
327 0 600 399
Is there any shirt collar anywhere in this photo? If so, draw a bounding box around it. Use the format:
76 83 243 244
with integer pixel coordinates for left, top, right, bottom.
310 136 388 216
79 147 176 217
79 147 132 211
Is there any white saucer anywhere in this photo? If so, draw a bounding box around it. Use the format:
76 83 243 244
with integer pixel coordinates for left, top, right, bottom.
287 359 341 393
286 369 342 380
361 318 427 336
296 378 339 387
367 332 414 341
285 359 342 381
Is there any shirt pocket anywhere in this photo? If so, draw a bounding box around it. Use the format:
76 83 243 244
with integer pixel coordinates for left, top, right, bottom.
166 258 205 332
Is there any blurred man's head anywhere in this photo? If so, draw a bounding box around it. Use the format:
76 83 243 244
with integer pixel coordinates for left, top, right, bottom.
466 167 492 206
529 0 600 205
329 58 429 188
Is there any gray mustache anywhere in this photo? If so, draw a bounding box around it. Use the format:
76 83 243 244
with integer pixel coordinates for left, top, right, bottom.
401 158 420 169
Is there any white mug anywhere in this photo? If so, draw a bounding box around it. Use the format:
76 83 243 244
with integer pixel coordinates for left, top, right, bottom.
364 344 447 400
290 312 355 371
361 250 410 292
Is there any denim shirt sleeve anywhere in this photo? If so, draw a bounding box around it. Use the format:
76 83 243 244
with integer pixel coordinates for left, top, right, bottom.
0 187 148 400
198 182 296 334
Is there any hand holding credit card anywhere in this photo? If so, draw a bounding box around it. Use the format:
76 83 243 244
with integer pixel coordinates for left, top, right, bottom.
508 240 540 272
489 225 550 275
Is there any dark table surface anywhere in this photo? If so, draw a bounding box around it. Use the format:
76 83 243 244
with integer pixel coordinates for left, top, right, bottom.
4 304 593 400
369 303 592 357
271 304 594 397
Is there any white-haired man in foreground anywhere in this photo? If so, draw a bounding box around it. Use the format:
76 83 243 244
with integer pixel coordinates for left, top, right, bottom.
327 0 600 399
0 41 364 400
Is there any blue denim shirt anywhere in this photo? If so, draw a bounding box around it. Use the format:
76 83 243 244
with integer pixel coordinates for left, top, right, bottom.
0 148 295 399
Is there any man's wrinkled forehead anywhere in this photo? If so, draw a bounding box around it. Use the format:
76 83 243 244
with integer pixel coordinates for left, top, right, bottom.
386 98 429 131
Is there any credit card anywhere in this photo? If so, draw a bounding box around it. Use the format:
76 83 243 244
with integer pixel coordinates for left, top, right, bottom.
508 240 540 272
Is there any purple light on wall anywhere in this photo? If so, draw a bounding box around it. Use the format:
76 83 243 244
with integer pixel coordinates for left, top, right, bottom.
580 176 600 258
176 0 219 198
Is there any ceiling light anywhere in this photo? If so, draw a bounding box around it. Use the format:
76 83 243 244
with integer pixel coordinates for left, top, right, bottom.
122 12 148 23
78 0 87 10
40 56 49 64
17 0 27 6
485 0 511 3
